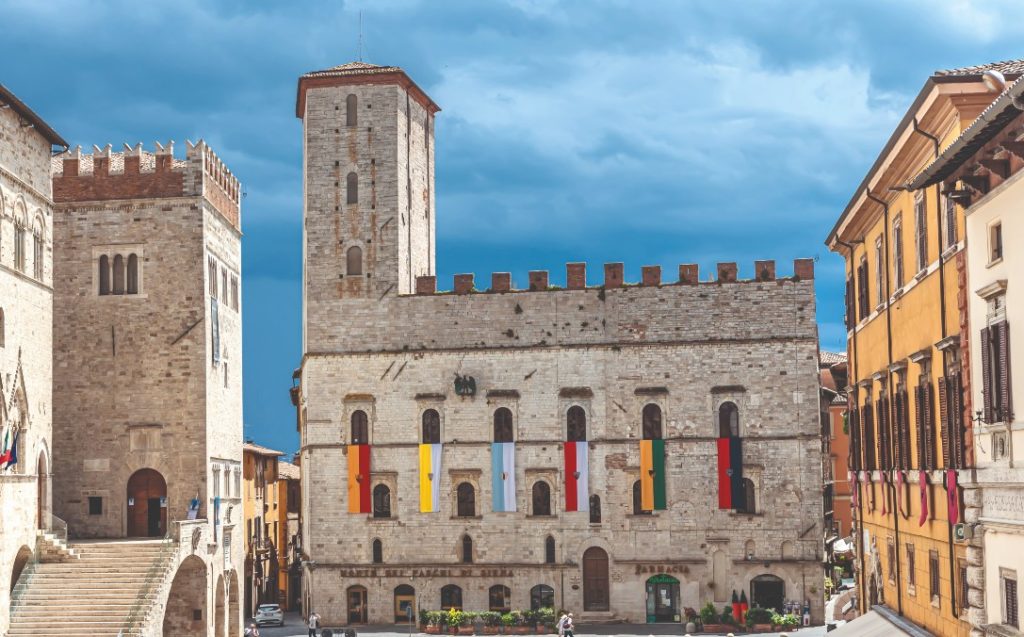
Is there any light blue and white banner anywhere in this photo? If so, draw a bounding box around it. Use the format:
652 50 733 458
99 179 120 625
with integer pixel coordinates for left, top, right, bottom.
491 442 516 512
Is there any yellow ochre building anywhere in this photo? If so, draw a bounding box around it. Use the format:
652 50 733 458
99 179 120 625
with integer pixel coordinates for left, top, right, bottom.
826 59 1024 636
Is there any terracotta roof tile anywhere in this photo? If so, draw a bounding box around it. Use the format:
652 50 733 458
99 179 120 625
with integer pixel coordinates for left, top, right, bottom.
277 461 300 480
243 442 284 457
302 61 403 79
934 58 1024 78
820 351 848 366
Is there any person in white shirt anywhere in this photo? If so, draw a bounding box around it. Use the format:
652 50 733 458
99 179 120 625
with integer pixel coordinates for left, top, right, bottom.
308 611 321 637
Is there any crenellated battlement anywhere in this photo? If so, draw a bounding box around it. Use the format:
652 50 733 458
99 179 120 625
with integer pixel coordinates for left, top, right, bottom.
52 140 241 230
414 258 814 295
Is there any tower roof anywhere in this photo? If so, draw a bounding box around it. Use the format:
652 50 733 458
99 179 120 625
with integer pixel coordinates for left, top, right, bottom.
296 60 440 118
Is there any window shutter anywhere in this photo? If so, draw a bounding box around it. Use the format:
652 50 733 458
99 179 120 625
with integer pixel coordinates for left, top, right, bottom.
953 373 965 468
864 403 876 470
850 407 861 471
845 277 854 330
924 382 936 470
939 378 950 467
999 321 1013 423
857 265 867 322
878 398 890 470
982 326 994 423
915 385 924 469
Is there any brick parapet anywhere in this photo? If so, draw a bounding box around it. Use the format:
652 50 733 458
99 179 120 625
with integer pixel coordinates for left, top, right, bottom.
52 140 242 231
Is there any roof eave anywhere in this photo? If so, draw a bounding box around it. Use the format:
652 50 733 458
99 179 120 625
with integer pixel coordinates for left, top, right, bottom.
0 84 68 149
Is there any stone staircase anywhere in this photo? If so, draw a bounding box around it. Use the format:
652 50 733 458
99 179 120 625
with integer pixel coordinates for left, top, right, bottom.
9 538 174 637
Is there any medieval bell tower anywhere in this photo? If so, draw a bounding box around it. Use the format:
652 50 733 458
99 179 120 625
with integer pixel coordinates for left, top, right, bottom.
297 61 439 350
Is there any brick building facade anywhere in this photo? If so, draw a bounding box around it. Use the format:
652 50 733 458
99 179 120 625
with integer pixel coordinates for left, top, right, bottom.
295 62 824 626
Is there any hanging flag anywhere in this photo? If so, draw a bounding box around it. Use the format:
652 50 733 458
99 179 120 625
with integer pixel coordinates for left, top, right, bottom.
880 472 888 516
3 431 18 470
865 472 875 512
213 496 221 542
348 443 371 513
739 590 749 622
946 469 959 525
418 443 443 513
731 590 741 621
716 437 743 510
491 442 516 512
918 470 929 526
563 441 589 512
640 439 667 511
0 424 10 467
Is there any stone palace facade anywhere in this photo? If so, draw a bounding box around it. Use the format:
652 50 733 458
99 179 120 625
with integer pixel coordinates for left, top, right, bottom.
295 61 824 626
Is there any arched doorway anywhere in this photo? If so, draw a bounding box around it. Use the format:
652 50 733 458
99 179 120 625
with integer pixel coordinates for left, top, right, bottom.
348 585 368 624
394 584 415 623
750 574 785 613
645 574 680 623
127 468 167 537
10 545 32 594
36 452 48 530
162 556 208 636
582 547 609 611
214 573 226 637
228 571 241 637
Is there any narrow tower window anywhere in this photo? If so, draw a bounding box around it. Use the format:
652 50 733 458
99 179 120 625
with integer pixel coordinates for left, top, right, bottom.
113 254 125 295
346 94 358 127
351 410 369 444
422 409 441 444
493 408 514 442
99 255 111 295
346 246 363 276
567 405 587 441
347 172 358 204
718 402 739 438
642 404 663 440
127 254 139 294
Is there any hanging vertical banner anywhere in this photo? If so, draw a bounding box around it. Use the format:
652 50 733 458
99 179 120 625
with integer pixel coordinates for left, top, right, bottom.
563 441 589 512
418 443 443 513
918 470 929 526
213 496 221 542
946 469 960 525
211 297 220 364
491 442 516 512
716 437 743 510
640 439 667 511
880 472 888 516
896 470 906 518
348 444 371 513
851 471 859 508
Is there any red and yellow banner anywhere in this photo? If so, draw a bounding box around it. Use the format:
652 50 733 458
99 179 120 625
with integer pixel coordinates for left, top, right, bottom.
348 444 371 513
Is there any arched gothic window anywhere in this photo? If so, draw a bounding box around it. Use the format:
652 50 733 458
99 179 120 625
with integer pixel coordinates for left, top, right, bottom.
544 536 556 564
346 94 358 127
457 482 475 517
567 405 587 441
440 584 462 611
422 409 440 444
461 534 473 564
493 407 514 442
127 254 139 294
98 255 110 295
530 584 555 611
113 254 125 295
32 230 42 280
346 172 358 204
372 484 391 518
719 401 739 438
632 480 651 515
642 404 663 440
372 538 383 563
739 478 756 514
589 495 601 524
488 585 511 612
532 481 551 516
351 410 369 444
346 245 363 276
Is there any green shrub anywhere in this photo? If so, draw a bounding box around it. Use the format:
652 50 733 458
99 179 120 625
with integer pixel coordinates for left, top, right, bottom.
427 611 444 626
721 604 734 624
745 606 773 625
446 609 466 627
535 607 556 627
699 602 717 625
480 611 502 627
500 612 517 627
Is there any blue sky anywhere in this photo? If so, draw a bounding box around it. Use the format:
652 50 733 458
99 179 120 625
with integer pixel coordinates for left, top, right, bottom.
4 0 1022 455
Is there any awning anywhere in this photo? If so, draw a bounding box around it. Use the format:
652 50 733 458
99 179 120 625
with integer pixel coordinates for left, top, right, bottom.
829 610 934 636
833 538 853 553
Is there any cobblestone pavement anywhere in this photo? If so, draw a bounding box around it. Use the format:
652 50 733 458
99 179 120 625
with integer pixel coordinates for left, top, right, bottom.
254 614 830 637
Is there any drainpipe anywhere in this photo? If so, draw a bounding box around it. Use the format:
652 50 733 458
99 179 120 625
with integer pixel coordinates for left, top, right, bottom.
835 237 868 617
864 188 903 616
908 118 959 618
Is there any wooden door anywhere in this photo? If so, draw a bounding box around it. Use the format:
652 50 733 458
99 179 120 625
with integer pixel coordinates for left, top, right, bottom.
582 547 609 611
127 469 167 537
347 586 367 624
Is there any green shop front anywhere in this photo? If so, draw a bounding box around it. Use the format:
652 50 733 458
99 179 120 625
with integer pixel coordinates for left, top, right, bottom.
644 574 680 623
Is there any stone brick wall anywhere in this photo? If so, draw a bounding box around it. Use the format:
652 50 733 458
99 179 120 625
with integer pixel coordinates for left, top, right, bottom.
0 102 54 637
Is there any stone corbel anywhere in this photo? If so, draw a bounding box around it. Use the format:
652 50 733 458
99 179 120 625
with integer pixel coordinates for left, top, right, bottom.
976 279 1008 300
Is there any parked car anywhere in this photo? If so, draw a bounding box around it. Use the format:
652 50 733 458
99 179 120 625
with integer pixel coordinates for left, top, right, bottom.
254 604 285 627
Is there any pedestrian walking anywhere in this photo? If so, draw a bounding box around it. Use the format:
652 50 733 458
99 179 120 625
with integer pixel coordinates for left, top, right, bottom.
308 610 322 637
556 612 568 637
245 623 261 637
563 613 575 637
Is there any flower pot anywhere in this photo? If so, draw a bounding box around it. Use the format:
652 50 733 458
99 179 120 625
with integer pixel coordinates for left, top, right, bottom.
458 626 475 635
685 622 696 633
753 623 772 632
482 627 499 635
426 627 441 635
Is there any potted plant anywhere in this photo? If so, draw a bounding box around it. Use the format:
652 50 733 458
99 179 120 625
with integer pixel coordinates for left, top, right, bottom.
683 607 698 633
425 611 443 634
770 612 800 632
458 612 476 635
699 602 727 632
500 612 517 634
745 606 773 632
535 607 555 634
479 611 501 635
